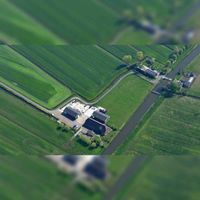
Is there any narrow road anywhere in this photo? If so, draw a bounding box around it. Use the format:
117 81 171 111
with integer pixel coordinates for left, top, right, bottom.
103 45 200 155
104 156 147 200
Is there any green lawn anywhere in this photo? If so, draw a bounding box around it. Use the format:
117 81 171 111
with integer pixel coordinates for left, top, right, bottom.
98 75 152 129
117 96 200 155
115 156 200 200
0 89 74 155
0 156 133 200
0 46 71 109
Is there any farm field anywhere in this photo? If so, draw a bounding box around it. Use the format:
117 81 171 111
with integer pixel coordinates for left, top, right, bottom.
101 0 194 27
0 0 198 44
115 156 200 200
98 75 152 129
0 45 71 109
0 89 74 155
117 96 200 155
12 45 128 100
186 54 200 97
0 156 133 200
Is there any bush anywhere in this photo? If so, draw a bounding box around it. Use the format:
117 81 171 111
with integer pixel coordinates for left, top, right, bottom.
79 134 91 146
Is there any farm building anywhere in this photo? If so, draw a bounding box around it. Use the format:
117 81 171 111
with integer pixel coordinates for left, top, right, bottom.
62 107 81 121
182 73 197 88
83 118 107 136
136 65 159 79
92 110 110 124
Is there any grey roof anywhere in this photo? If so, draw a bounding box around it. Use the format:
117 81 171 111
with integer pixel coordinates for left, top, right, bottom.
63 107 81 118
93 111 110 123
145 69 158 77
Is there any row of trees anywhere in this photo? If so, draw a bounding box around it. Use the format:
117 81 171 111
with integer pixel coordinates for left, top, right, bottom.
122 51 145 66
78 134 104 149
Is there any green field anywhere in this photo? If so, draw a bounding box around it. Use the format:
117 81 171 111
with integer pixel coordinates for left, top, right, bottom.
186 54 200 97
118 96 200 155
12 45 127 100
0 156 133 200
0 89 74 155
98 75 152 129
0 0 197 44
4 0 120 44
116 156 200 200
0 46 71 108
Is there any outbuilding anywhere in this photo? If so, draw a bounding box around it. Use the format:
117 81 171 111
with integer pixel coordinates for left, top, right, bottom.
92 110 110 124
83 118 106 136
62 107 81 121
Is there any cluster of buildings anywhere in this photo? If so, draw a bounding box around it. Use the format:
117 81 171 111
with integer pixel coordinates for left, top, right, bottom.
48 155 108 181
136 65 160 79
60 100 110 136
180 72 197 88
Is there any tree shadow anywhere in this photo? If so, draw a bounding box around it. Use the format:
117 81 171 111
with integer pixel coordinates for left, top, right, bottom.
115 64 127 71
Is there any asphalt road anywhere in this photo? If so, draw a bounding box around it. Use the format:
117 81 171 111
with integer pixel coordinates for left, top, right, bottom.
103 45 200 155
104 156 147 200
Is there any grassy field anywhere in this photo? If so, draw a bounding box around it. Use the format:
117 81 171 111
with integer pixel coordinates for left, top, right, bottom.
117 96 200 155
98 75 152 129
101 0 194 27
0 0 197 44
0 0 63 44
186 54 200 97
0 156 133 200
0 89 74 155
5 0 120 44
0 46 71 108
13 45 126 100
115 156 200 200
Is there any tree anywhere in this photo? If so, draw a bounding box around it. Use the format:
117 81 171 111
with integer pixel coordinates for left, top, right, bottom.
90 142 97 148
122 55 133 65
136 51 144 61
79 134 91 146
122 9 134 22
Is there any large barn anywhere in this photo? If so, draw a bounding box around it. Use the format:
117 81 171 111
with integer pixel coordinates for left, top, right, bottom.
92 110 110 124
62 106 81 121
83 118 107 136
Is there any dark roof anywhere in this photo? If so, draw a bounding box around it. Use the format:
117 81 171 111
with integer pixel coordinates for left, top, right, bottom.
62 107 81 120
63 156 79 165
93 111 109 123
145 69 158 78
84 157 107 180
83 118 106 136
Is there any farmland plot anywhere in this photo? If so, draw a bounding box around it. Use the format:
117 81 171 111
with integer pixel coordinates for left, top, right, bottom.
13 45 125 100
98 75 152 129
118 96 200 155
0 46 71 108
116 156 200 200
0 89 73 155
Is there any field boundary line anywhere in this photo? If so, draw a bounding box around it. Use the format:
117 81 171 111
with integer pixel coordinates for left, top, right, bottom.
95 45 124 62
